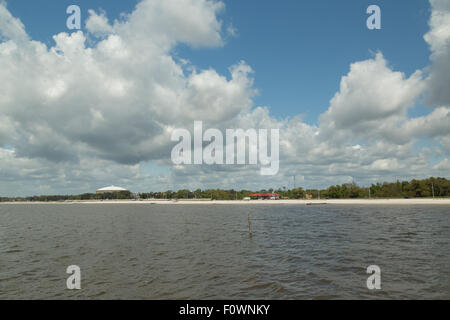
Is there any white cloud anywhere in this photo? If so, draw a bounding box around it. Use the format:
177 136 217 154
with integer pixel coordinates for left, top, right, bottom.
433 158 450 171
226 24 238 37
440 136 450 155
319 52 424 141
85 9 114 37
0 0 251 166
424 0 450 106
0 2 27 42
401 106 450 139
368 158 403 172
114 0 224 50
0 0 448 196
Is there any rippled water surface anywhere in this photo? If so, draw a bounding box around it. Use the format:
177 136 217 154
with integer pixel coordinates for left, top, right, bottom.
0 204 449 299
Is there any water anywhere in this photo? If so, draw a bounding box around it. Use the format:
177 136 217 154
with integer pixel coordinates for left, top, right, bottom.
0 204 449 299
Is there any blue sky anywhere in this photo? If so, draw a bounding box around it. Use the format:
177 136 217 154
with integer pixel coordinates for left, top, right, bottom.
1 0 448 196
6 0 431 122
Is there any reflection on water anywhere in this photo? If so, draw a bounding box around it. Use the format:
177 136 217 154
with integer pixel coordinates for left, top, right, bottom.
0 204 449 299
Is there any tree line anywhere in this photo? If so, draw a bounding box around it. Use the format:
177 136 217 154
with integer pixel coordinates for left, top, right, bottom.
1 177 448 202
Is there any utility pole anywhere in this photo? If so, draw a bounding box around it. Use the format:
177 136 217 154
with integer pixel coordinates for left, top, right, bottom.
318 189 320 200
293 175 296 190
432 182 435 199
369 187 371 199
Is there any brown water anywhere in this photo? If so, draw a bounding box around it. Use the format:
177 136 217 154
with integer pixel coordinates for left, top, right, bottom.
0 204 449 299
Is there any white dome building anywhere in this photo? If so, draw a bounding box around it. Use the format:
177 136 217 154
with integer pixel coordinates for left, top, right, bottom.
96 185 129 194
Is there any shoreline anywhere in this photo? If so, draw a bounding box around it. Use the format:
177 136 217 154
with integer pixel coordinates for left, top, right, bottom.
1 199 450 205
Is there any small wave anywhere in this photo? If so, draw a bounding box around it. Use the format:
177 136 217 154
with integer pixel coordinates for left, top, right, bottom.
5 249 23 254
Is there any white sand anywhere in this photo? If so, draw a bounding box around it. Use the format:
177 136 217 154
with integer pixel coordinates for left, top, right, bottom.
2 199 450 205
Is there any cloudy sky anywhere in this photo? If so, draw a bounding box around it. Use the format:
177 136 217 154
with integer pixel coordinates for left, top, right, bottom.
0 0 449 196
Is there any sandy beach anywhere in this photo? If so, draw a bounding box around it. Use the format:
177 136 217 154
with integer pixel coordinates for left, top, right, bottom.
2 199 450 205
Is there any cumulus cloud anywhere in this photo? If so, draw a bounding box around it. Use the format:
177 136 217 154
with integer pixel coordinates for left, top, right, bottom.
0 0 448 196
0 0 250 166
319 52 425 143
114 0 224 50
433 158 450 170
0 147 153 196
401 106 450 139
424 0 450 106
85 9 113 37
0 2 27 41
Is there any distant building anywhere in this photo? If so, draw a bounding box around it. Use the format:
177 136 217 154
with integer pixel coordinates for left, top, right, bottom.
249 193 280 200
96 185 129 194
305 193 313 200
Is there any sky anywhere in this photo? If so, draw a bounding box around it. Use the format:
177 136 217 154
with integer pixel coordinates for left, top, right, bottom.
0 0 449 196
